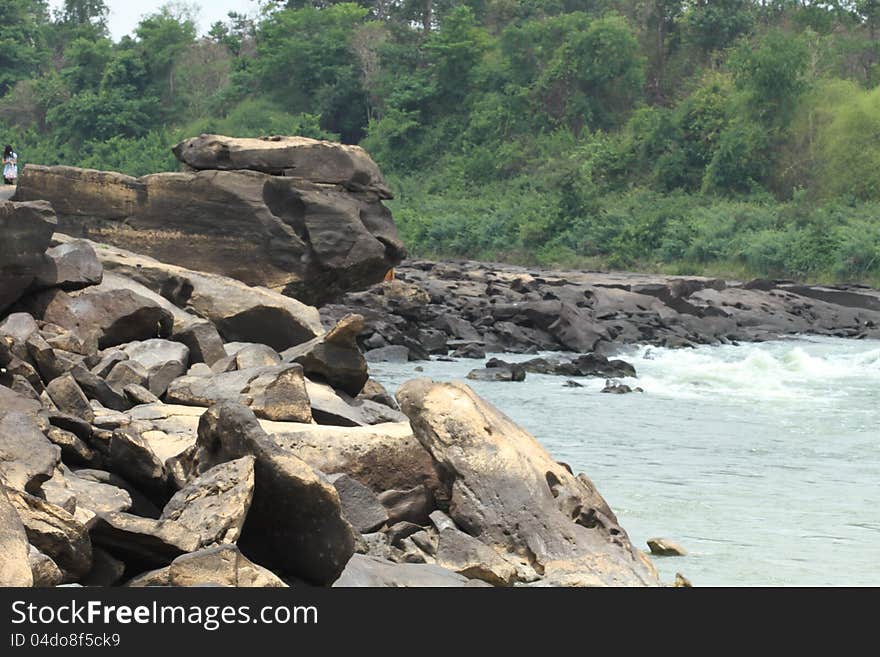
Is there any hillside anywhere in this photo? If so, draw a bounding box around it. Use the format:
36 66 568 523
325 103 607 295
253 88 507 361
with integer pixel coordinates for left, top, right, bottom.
2 0 880 284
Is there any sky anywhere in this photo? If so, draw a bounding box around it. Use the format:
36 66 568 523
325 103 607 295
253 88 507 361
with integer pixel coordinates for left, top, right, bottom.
49 0 259 40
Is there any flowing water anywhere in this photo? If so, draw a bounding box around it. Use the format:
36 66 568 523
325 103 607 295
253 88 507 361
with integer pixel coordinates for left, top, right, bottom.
369 336 880 587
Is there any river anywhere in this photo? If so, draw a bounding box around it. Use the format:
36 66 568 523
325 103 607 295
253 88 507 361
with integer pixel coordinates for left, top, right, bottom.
369 336 880 587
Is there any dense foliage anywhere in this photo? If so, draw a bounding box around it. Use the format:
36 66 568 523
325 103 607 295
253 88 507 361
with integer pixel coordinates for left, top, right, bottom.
3 0 880 283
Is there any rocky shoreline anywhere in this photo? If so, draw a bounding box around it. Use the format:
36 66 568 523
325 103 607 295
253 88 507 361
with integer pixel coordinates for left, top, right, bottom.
0 136 662 588
325 259 880 362
4 135 878 589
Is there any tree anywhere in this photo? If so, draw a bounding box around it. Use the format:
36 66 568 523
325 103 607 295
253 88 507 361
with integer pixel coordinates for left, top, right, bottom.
252 4 370 142
0 0 50 95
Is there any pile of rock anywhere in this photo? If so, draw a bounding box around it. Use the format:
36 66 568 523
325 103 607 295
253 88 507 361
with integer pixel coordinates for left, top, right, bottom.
1 198 659 587
323 260 880 359
14 135 407 306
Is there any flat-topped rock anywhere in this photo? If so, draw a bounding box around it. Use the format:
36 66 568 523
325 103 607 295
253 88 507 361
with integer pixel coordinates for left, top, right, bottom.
173 134 392 197
16 158 405 305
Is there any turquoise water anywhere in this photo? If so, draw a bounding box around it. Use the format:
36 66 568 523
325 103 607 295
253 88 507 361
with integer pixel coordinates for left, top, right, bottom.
370 337 880 587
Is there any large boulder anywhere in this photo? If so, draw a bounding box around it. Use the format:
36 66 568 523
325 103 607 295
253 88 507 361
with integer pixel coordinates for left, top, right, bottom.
0 399 60 494
397 380 660 587
167 545 287 588
159 456 255 549
0 486 34 586
16 152 406 304
31 239 103 292
264 420 442 497
7 488 92 581
190 403 356 584
333 555 474 588
281 314 369 396
57 238 323 351
24 283 174 349
173 134 391 196
0 200 57 312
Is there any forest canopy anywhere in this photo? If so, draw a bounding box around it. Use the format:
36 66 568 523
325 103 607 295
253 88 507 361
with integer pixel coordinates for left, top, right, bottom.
2 0 880 283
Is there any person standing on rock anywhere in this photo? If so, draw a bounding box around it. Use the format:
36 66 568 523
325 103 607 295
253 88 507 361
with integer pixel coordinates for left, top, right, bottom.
3 145 17 185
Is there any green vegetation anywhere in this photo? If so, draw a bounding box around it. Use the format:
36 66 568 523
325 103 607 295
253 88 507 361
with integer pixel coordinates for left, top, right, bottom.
3 0 880 283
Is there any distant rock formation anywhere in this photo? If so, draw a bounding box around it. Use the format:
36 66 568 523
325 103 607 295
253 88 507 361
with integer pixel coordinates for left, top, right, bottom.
14 135 406 305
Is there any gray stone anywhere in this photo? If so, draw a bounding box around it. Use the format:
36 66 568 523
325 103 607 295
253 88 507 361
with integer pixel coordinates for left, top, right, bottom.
0 486 34 586
7 489 92 581
333 555 473 588
160 456 255 549
29 545 63 588
168 545 287 588
328 473 388 534
191 403 356 584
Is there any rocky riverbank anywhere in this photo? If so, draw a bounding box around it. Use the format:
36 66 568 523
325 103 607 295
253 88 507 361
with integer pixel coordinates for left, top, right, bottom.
0 136 661 588
324 259 880 362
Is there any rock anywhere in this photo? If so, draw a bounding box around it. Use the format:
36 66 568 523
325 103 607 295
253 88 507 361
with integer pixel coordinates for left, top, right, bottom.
265 421 441 498
451 343 486 359
305 379 406 427
385 521 424 548
0 313 39 358
365 345 410 363
173 321 226 367
466 366 526 382
26 285 173 350
104 360 149 393
125 567 171 587
47 466 133 522
17 162 405 306
45 374 95 422
81 547 127 587
71 365 129 412
166 364 313 423
0 486 34 586
674 572 693 587
160 456 255 548
0 405 60 494
73 469 160 520
44 427 96 467
564 380 584 388
173 134 391 196
191 403 356 584
168 545 287 588
0 200 57 313
601 381 644 395
232 344 281 370
123 384 160 406
328 473 388 534
333 554 473 588
32 239 103 291
397 379 660 587
123 339 190 397
378 486 435 526
435 527 518 586
357 379 399 410
108 430 167 498
89 512 199 568
647 538 687 557
7 489 92 581
29 545 63 587
90 350 129 378
429 510 457 533
282 314 368 396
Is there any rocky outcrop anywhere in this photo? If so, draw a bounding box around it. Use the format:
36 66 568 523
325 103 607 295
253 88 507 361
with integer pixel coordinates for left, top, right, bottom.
397 379 660 586
325 260 880 357
1 203 678 589
15 135 406 305
173 135 391 196
0 200 58 312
